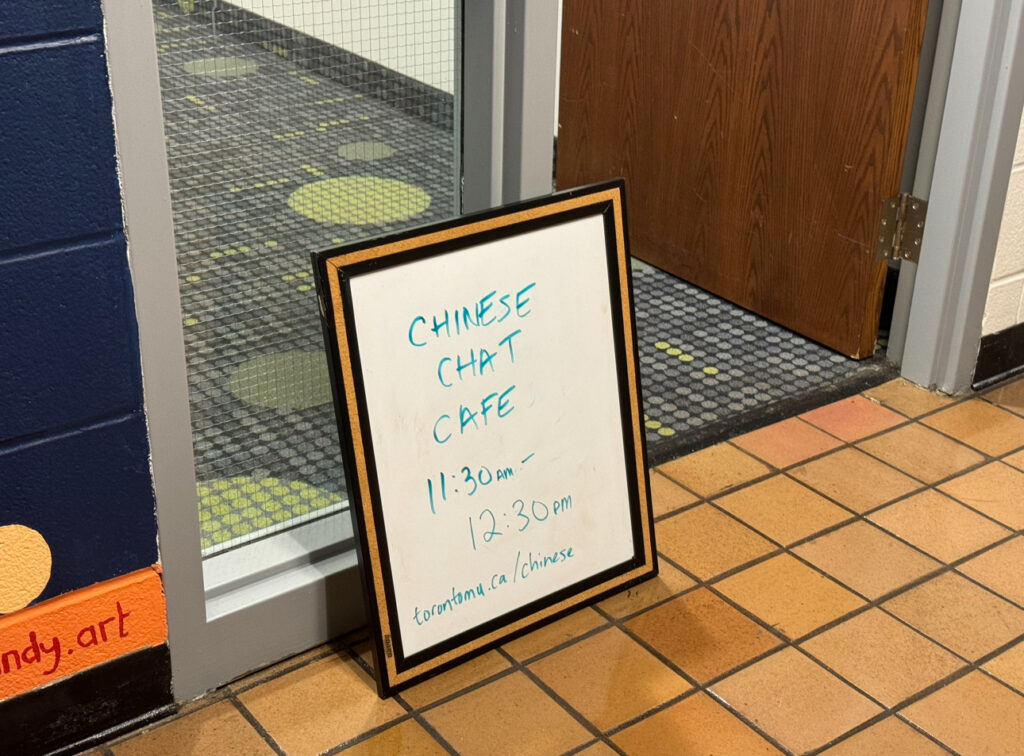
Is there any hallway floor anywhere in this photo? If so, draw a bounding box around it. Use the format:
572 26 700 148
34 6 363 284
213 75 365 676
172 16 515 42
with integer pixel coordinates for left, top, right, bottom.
95 378 1024 755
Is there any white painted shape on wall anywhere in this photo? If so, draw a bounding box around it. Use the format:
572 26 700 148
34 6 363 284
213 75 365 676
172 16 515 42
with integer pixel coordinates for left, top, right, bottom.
984 108 1024 335
984 276 1024 335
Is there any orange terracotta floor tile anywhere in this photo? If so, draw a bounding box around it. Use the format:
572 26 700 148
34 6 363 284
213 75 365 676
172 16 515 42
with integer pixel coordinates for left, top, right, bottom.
625 588 781 683
237 656 406 756
800 394 906 442
858 423 984 484
819 717 949 756
572 741 619 756
883 572 1024 661
901 671 1024 756
501 607 607 662
99 382 1024 756
789 447 922 514
984 641 1024 695
801 608 963 707
656 442 769 498
714 554 865 640
714 475 852 545
648 470 699 518
227 644 335 693
732 417 844 468
983 376 1024 416
337 719 447 755
863 378 954 417
111 701 275 756
1004 447 1024 471
711 647 882 754
957 536 1024 607
921 399 1024 456
527 627 691 731
421 672 593 756
938 461 1024 529
867 489 1011 563
398 650 511 709
596 560 696 619
793 521 940 600
655 504 776 581
612 692 783 755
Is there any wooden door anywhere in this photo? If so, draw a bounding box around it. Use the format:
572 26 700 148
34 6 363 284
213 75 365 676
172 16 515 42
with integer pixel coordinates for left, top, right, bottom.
557 1 929 358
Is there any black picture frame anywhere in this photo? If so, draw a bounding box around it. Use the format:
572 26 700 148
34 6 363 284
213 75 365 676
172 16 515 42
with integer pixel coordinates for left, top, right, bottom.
313 180 656 697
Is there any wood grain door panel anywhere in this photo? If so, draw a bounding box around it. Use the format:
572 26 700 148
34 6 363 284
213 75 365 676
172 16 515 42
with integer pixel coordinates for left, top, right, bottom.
557 0 929 357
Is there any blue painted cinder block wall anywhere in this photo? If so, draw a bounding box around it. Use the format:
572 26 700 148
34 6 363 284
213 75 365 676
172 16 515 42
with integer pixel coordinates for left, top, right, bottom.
0 1 159 605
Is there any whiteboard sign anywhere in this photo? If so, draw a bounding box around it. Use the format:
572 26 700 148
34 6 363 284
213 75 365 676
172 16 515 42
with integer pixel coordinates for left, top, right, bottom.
314 181 656 696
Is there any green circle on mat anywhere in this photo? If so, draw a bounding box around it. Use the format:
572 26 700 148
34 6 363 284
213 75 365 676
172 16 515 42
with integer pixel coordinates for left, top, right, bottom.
228 351 331 410
287 177 430 225
196 477 339 549
183 57 258 78
338 141 396 161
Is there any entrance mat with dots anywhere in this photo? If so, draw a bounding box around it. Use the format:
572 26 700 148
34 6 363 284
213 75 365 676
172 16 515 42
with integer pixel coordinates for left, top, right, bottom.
632 259 896 466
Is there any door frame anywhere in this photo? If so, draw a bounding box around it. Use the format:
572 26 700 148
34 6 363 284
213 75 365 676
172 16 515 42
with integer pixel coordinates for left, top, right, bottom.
104 0 557 700
894 0 1024 393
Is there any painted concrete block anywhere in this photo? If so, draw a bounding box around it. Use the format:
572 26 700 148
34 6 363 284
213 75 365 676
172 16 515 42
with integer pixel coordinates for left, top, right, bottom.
0 1 102 43
992 166 1024 281
0 40 121 255
982 276 1024 336
0 567 166 702
0 236 143 442
0 413 157 605
1015 107 1024 168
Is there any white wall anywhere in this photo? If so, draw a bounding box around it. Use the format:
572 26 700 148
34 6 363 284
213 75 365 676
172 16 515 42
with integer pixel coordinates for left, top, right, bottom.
234 0 455 94
983 109 1024 334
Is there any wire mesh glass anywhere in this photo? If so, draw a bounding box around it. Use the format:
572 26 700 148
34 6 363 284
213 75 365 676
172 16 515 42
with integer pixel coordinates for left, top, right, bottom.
151 0 457 557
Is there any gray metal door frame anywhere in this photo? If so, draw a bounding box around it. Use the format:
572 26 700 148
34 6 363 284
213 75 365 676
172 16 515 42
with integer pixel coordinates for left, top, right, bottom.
893 0 1024 393
104 0 557 700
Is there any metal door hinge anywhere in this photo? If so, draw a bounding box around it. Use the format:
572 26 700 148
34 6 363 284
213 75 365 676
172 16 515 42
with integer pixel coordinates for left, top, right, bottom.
876 193 928 263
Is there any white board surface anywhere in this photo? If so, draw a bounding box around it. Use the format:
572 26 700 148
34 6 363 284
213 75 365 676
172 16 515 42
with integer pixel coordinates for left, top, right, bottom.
316 182 655 695
349 213 634 656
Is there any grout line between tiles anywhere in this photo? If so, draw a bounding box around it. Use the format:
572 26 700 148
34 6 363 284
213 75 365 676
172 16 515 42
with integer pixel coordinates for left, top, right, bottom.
492 646 625 754
699 685 806 755
597 688 697 739
799 709 894 755
891 713 961 755
96 699 200 750
596 568 706 624
586 588 798 752
407 712 464 756
562 737 618 755
652 494 707 522
396 665 519 716
650 468 703 501
226 695 288 756
227 644 341 695
517 663 616 747
316 712 417 756
977 663 1024 699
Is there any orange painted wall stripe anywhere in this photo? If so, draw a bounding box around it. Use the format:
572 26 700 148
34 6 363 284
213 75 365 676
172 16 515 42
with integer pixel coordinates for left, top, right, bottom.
0 566 167 701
